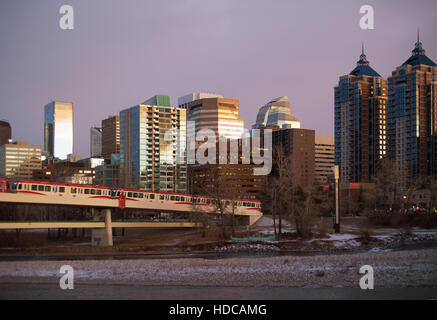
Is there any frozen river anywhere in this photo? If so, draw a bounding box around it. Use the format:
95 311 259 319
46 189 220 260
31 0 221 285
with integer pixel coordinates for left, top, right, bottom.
0 283 436 300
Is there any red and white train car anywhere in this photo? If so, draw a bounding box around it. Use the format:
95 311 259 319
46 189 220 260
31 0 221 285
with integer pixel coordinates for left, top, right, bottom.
2 180 262 220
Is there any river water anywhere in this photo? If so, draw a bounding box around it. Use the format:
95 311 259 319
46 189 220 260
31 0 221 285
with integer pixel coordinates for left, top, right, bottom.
0 283 436 300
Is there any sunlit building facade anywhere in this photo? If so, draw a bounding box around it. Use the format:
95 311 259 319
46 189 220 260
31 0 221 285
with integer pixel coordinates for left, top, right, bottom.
44 101 73 160
185 97 244 141
253 96 300 130
335 47 388 182
0 141 42 179
315 135 335 184
120 95 187 192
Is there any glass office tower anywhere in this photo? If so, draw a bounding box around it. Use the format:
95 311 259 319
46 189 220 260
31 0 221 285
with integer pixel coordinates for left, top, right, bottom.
44 101 73 160
90 127 102 157
120 95 187 192
252 96 301 129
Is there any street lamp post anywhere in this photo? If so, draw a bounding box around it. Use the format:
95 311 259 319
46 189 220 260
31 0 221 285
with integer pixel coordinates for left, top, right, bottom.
334 165 340 233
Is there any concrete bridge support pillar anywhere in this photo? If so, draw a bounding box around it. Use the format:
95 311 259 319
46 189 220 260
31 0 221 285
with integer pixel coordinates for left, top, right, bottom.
91 208 113 247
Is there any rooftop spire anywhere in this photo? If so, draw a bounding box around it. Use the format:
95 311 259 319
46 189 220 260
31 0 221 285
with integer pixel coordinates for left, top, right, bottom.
412 28 425 55
357 43 369 66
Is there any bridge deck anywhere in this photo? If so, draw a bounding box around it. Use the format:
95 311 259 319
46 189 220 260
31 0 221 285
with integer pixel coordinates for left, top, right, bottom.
0 221 199 229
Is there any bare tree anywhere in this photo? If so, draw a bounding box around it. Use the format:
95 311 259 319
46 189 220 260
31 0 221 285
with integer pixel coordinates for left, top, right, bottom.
189 165 234 238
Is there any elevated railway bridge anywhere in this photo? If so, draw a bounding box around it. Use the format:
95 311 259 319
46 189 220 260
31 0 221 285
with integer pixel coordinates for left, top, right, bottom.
0 180 263 246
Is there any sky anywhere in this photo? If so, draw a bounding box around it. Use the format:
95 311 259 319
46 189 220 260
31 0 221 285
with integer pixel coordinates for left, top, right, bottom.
0 0 436 157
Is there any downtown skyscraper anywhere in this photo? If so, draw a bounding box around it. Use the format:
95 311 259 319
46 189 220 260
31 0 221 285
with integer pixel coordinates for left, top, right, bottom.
44 101 74 160
335 47 388 182
387 35 437 188
181 95 245 141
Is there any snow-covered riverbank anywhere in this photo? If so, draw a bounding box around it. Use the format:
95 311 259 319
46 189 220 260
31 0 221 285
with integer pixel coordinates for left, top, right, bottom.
0 248 436 288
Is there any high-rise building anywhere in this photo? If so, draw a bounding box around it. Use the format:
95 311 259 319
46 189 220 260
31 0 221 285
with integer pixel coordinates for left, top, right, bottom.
0 120 11 146
315 135 335 184
388 34 437 187
335 47 388 183
252 96 301 129
0 141 41 179
272 128 315 190
90 127 102 157
44 101 73 160
120 95 187 192
178 92 224 109
184 96 244 141
101 116 120 159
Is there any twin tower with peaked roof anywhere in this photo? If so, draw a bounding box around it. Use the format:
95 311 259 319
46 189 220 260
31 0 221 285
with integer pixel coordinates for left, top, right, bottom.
334 33 437 189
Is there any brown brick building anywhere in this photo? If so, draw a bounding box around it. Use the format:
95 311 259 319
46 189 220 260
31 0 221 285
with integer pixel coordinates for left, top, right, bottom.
101 115 120 158
0 120 11 147
272 128 315 190
188 139 267 200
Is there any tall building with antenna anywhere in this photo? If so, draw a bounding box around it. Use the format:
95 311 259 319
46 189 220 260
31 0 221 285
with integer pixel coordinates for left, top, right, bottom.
335 45 388 182
387 31 437 187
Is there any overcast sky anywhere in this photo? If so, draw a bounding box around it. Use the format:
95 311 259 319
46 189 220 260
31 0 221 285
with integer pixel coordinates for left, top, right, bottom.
0 0 436 157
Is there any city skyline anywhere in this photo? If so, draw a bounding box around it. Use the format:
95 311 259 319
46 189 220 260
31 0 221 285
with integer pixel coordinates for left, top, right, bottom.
0 0 436 157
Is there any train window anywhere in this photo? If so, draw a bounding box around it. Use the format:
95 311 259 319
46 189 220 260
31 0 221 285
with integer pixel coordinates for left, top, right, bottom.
31 185 37 191
38 185 44 192
59 187 65 193
96 190 102 196
128 192 133 198
45 186 51 192
170 196 175 201
150 194 155 199
90 189 96 195
160 195 164 200
133 193 138 198
84 189 90 195
18 184 22 190
71 188 77 194
180 196 184 202
138 193 143 199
